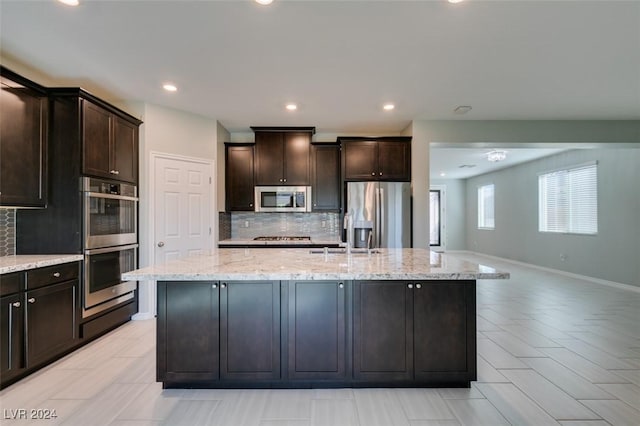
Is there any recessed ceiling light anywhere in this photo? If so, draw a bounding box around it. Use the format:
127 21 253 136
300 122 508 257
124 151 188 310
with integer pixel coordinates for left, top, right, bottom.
448 0 465 4
486 150 507 162
58 0 79 6
255 0 273 5
453 105 472 114
285 103 297 111
383 103 395 111
163 83 178 92
440 172 446 177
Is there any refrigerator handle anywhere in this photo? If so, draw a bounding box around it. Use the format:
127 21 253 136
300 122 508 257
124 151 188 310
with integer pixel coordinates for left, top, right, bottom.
378 187 384 248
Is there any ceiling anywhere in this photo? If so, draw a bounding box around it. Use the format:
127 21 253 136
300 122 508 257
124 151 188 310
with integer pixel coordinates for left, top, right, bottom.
1 0 639 136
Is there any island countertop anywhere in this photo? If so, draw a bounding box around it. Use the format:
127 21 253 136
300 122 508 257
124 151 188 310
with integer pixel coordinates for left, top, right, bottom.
122 248 509 281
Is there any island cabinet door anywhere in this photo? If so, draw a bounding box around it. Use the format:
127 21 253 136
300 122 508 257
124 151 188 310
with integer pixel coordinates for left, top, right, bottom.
353 281 413 382
413 281 476 383
157 281 219 382
220 281 281 381
287 281 347 380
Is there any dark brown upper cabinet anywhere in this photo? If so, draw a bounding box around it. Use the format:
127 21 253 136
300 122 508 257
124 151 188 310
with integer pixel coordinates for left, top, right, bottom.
225 143 255 211
83 100 139 184
0 67 48 208
252 127 315 186
310 143 341 212
340 137 411 182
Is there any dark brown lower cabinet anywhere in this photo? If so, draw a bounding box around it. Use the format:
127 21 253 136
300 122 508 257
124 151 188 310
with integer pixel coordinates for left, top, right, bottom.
288 280 346 380
353 280 476 385
0 293 25 382
26 281 78 368
157 281 219 382
220 281 280 381
157 279 476 388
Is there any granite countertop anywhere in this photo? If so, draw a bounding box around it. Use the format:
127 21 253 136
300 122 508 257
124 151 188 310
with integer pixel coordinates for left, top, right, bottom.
122 248 510 281
0 254 84 275
218 238 343 246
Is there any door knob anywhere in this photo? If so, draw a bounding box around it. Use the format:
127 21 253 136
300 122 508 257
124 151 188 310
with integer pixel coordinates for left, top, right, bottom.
157 241 165 247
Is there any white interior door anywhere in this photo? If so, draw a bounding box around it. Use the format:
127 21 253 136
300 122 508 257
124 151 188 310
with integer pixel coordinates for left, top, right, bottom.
154 156 212 264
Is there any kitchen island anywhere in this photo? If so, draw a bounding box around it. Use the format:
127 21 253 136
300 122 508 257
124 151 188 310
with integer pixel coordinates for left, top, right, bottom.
123 248 509 389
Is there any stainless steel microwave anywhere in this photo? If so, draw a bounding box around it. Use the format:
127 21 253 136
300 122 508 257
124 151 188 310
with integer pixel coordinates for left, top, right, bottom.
254 186 312 212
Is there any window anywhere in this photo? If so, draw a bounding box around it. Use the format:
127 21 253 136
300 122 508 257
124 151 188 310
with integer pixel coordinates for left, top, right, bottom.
478 184 495 229
429 189 441 246
538 162 597 235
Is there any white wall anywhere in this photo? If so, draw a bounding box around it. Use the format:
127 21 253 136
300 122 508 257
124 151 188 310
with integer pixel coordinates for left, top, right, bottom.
465 148 640 287
411 120 640 249
135 103 219 319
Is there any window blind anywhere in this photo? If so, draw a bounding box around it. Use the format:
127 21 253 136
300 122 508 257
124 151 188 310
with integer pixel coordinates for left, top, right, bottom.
478 184 495 229
538 163 597 235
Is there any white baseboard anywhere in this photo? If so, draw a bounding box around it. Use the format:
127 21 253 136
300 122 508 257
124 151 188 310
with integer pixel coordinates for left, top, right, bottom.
446 250 640 294
132 313 155 321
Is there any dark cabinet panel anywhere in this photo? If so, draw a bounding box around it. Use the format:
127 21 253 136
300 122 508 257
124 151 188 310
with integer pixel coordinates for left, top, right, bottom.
83 100 112 179
157 281 219 382
112 117 139 184
378 141 411 181
353 281 413 381
343 141 377 181
225 144 255 211
0 293 25 382
255 132 285 185
254 131 311 185
220 281 280 381
311 144 340 212
413 281 476 382
0 68 48 207
25 280 78 368
82 99 139 183
283 132 311 185
340 137 411 182
288 281 346 380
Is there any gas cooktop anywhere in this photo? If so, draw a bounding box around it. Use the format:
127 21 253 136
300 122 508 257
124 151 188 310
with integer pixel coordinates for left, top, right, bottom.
253 236 312 241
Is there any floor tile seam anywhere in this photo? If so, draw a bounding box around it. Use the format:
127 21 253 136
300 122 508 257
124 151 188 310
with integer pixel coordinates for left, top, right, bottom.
497 371 603 422
443 395 511 426
577 398 640 415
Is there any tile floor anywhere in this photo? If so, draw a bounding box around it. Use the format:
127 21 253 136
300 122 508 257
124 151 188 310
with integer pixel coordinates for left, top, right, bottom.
1 254 639 425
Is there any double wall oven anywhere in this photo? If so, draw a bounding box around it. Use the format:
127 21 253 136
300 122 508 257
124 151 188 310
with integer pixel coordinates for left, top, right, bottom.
82 177 138 318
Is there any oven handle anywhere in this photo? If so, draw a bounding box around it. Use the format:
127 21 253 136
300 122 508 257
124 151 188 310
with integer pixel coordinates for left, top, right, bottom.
84 192 139 202
85 244 139 255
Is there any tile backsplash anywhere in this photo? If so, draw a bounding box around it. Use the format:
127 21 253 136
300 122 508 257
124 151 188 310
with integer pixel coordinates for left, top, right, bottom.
0 208 16 257
229 212 340 240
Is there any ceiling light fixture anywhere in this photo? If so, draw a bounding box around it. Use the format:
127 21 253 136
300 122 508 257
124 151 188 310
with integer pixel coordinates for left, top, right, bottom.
163 83 178 92
285 103 297 111
453 105 472 114
447 0 465 4
255 0 273 5
440 172 446 177
383 103 395 111
486 150 507 162
58 0 79 6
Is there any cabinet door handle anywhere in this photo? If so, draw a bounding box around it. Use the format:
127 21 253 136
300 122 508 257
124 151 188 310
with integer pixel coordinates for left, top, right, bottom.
53 272 61 278
283 178 287 182
379 172 383 176
221 283 227 289
28 298 36 304
12 302 21 308
110 170 120 175
212 284 217 289
338 283 344 289
415 283 422 289
407 284 413 289
371 172 375 176
249 203 253 207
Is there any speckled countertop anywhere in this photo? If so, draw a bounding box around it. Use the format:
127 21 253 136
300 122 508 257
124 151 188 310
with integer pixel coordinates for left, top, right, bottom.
0 254 84 275
122 248 510 281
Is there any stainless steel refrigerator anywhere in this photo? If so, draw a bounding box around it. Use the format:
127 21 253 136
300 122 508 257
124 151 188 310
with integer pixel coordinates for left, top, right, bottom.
346 182 411 248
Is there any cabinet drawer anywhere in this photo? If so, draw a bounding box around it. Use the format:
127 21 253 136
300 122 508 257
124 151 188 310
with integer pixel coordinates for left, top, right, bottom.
26 262 79 290
0 272 25 297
